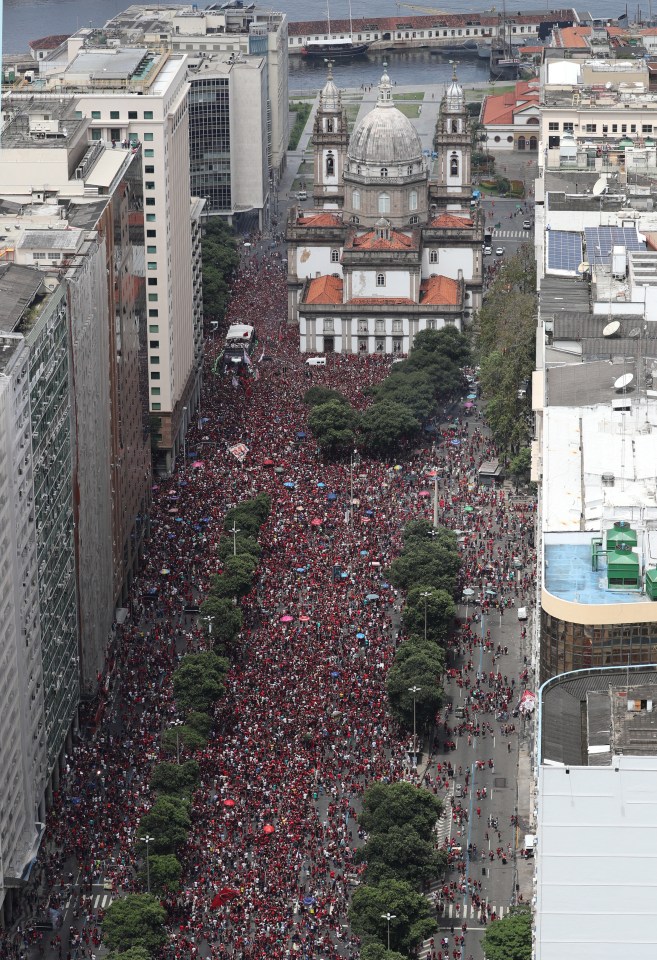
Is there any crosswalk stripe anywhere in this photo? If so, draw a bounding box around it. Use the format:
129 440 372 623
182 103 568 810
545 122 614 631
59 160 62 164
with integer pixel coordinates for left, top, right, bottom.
92 893 113 910
490 230 528 239
418 903 508 955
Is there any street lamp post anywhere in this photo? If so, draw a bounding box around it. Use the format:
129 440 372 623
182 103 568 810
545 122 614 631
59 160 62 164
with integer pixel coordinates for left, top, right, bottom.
420 590 432 642
203 615 216 637
381 912 396 951
182 405 188 463
408 685 422 763
143 834 154 893
229 522 241 556
171 719 184 765
349 450 359 527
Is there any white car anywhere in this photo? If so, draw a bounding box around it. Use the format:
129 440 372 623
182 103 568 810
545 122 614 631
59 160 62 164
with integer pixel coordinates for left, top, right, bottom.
495 246 505 256
522 219 532 229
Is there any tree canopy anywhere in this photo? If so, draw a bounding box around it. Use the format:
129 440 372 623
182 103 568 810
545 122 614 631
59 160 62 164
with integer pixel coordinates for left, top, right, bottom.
102 894 167 956
172 650 229 714
139 853 182 894
202 219 239 322
137 796 191 855
349 877 435 954
107 948 151 960
402 585 456 644
303 386 348 407
150 760 200 798
360 782 443 839
386 640 445 730
308 398 359 456
358 822 447 886
359 400 420 454
481 906 532 960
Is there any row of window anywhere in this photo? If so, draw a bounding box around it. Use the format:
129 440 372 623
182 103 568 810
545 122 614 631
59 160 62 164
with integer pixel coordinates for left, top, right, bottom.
85 109 154 121
548 120 653 135
351 190 419 214
291 24 536 43
322 318 406 332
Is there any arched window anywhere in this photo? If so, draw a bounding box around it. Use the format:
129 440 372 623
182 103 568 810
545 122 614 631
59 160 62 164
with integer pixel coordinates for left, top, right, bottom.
378 193 390 214
331 249 340 263
326 118 334 132
357 165 361 175
409 190 418 211
429 250 438 264
529 136 538 151
376 273 386 287
451 119 458 133
407 164 413 175
352 189 361 210
326 153 335 177
380 167 389 177
518 136 526 151
450 153 459 177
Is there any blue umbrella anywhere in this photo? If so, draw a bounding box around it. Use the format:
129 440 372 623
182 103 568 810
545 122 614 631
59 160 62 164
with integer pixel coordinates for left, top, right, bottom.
303 896 316 906
381 582 390 589
365 510 374 516
296 567 306 573
178 480 188 486
366 593 380 601
327 492 337 501
201 516 212 522
340 572 348 579
168 533 176 539
467 393 477 400
200 417 210 423
451 439 461 446
296 431 306 439
175 517 183 523
356 632 365 639
284 482 295 488
317 482 326 488
330 672 340 678
360 550 368 556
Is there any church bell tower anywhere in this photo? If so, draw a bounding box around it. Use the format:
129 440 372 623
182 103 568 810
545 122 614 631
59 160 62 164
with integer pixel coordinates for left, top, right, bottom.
313 62 349 209
430 65 472 212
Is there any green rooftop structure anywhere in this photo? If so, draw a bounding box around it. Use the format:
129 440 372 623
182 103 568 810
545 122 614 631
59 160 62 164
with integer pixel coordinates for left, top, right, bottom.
607 549 640 588
646 569 657 600
606 522 637 552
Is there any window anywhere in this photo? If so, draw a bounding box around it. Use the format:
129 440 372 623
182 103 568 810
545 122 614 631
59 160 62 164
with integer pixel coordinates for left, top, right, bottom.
110 110 119 120
611 124 618 133
149 325 159 333
494 136 501 143
128 110 138 120
145 149 154 158
358 319 368 333
428 319 437 330
145 182 155 190
151 388 161 397
147 229 157 238
152 402 161 410
144 110 153 120
631 124 637 133
585 123 597 133
643 124 653 133
148 310 159 318
144 132 154 142
145 165 154 173
146 198 156 206
376 273 386 287
149 340 159 349
450 154 459 177
358 337 368 354
352 189 361 210
603 125 608 133
375 319 384 333
148 278 157 287
548 122 559 131
375 337 385 353
622 124 627 133
146 214 156 222
148 293 158 302
410 216 419 225
326 153 334 176
150 372 160 380
380 167 389 177
151 356 159 364
148 262 157 271
91 129 101 141
429 250 438 264
91 110 101 120
393 337 403 354
392 319 402 333
74 110 82 119
563 122 574 133
378 193 390 214
408 165 413 175
323 318 334 332
409 190 418 211
331 249 339 263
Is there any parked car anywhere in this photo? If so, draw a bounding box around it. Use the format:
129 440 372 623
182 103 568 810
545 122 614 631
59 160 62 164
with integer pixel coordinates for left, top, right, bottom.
495 246 505 256
522 219 533 229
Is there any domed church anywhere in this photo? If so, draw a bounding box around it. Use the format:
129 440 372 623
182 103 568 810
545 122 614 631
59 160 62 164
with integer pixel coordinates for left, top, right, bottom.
287 65 484 356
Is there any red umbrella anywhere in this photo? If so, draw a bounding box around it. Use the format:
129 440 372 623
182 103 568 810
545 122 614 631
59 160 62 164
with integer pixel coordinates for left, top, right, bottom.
210 888 240 909
418 491 431 498
299 615 310 622
311 518 323 526
263 824 275 835
223 799 236 808
263 458 275 467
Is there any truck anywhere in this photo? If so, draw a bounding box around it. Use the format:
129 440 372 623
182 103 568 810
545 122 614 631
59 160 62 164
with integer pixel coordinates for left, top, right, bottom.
222 323 255 370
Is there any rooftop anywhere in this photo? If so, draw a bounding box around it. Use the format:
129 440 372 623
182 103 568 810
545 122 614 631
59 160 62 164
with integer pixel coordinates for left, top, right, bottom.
419 275 461 305
347 228 416 252
66 47 151 81
304 275 343 305
0 263 46 332
16 229 83 252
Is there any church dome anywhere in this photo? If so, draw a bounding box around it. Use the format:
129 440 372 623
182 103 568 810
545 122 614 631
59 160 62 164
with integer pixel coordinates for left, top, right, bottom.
348 65 423 167
444 65 465 113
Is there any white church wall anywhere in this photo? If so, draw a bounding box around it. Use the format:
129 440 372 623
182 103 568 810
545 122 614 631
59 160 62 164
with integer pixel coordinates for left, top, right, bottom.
349 270 411 299
295 246 343 280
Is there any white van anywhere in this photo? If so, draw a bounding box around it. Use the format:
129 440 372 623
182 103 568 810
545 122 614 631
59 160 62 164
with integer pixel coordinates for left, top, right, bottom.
305 356 326 366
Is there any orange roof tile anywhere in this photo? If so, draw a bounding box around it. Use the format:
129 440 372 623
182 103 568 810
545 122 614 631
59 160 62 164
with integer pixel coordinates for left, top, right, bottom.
420 275 461 306
430 213 474 229
606 25 629 37
348 229 415 251
305 275 343 305
553 25 591 48
481 80 539 126
297 212 344 228
347 297 416 305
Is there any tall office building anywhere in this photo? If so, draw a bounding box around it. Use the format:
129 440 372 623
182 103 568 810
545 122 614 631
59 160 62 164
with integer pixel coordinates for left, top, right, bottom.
8 45 200 471
0 268 78 924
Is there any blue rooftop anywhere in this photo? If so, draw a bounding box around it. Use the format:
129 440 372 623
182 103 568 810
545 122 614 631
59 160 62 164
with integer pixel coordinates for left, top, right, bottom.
545 542 645 605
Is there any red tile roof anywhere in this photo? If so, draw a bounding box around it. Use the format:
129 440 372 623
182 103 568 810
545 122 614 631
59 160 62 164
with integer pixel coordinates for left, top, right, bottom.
552 25 591 48
28 34 70 49
347 297 416 305
348 228 415 251
304 275 343 305
430 213 474 229
481 80 540 126
420 275 461 306
296 212 344 228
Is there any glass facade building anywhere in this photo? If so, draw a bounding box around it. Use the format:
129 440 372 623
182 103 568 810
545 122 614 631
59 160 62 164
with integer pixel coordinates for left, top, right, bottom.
189 76 232 214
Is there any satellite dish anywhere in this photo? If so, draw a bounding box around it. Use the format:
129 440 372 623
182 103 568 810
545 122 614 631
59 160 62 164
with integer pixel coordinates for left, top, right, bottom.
603 320 621 337
577 261 590 274
628 327 641 339
592 176 608 197
605 81 612 89
614 372 634 390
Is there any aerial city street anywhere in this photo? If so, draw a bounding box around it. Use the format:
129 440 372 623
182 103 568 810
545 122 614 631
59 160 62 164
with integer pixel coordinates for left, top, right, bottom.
5 3 657 960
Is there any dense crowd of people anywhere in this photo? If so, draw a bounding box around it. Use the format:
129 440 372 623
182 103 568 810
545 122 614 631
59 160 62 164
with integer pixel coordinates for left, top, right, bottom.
3 238 535 960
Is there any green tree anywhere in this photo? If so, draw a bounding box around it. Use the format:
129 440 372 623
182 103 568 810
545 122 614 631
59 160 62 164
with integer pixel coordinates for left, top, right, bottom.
481 906 532 960
358 823 447 886
150 760 200 798
403 585 456 644
137 796 191 855
304 386 348 407
359 400 420 454
509 447 532 489
102 894 167 956
360 782 443 839
139 853 182 894
217 532 261 563
374 371 437 422
199 595 244 644
387 542 461 596
361 945 407 960
210 554 257 599
161 723 207 756
413 326 471 366
186 711 213 738
349 878 435 954
308 399 359 456
172 650 229 714
386 640 445 730
107 948 151 960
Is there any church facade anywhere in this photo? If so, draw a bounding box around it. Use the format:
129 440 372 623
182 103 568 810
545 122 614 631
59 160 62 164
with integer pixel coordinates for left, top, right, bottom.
287 65 484 356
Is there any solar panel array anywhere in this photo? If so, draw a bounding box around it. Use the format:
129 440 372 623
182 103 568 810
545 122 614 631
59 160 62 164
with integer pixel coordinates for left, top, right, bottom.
547 230 583 274
584 226 645 265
